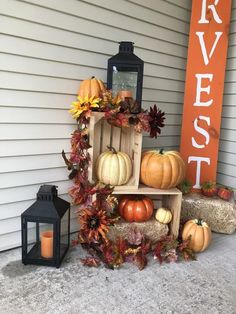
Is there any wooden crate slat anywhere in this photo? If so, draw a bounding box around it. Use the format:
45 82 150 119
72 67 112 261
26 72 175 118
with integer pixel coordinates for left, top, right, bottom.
166 194 182 238
111 126 121 151
120 127 131 156
101 120 112 152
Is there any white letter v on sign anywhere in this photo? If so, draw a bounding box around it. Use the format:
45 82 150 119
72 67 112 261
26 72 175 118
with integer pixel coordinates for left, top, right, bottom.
196 31 223 65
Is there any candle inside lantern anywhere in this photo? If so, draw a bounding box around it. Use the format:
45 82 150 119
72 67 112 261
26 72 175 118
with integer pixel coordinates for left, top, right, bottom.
118 90 133 100
41 230 53 258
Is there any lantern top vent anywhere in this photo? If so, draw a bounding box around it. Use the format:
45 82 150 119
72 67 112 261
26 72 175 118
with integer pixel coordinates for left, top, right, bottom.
37 185 58 201
119 42 134 54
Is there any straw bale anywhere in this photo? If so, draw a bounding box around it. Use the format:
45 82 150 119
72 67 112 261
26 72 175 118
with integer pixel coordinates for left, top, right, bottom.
182 193 236 234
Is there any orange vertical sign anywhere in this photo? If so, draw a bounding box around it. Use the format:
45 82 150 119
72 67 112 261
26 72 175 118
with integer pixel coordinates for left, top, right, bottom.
180 0 232 189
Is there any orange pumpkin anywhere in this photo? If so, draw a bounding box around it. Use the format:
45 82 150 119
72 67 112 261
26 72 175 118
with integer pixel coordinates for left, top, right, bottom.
140 149 186 189
182 219 212 252
118 196 154 222
78 76 106 98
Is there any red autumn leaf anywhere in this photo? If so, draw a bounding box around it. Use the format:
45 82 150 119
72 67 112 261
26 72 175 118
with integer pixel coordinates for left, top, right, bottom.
100 243 115 266
153 242 163 264
133 252 147 271
140 239 152 255
116 236 128 257
81 256 100 267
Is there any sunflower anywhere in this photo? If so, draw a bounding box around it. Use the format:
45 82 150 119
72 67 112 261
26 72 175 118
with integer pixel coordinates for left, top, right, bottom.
69 95 101 119
79 208 111 243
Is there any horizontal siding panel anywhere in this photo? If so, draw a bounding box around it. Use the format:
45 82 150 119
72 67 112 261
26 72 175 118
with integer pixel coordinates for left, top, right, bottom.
0 154 69 173
142 146 180 151
143 76 185 92
221 118 236 130
0 106 73 124
0 167 68 189
143 102 183 114
0 124 75 140
82 0 190 33
220 129 236 141
0 34 108 70
217 162 236 178
226 57 236 70
144 125 181 137
217 173 236 189
0 15 112 57
220 140 236 154
218 151 236 165
144 64 186 81
0 139 70 157
143 135 180 148
165 0 191 10
224 81 236 94
1 71 79 95
222 106 236 118
17 0 189 46
143 89 184 103
223 94 236 106
0 52 106 81
127 0 191 22
0 181 71 205
0 89 76 110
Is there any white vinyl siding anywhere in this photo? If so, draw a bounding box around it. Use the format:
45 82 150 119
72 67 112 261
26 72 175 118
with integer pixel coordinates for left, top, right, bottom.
217 3 236 190
0 0 192 251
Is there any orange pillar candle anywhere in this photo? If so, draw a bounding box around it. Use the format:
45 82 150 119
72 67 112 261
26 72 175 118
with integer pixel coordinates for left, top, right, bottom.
118 90 133 100
41 230 54 258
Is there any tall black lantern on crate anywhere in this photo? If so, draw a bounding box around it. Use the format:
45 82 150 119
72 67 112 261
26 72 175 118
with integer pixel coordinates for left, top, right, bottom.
21 185 70 268
107 41 144 113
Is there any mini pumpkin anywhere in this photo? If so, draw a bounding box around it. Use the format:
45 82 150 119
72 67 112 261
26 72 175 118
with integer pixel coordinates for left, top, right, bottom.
155 207 172 224
140 149 186 189
96 146 132 186
182 219 212 253
78 76 106 98
118 196 154 222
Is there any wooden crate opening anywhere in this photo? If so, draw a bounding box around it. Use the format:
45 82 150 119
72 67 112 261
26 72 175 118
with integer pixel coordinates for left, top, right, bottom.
88 112 142 190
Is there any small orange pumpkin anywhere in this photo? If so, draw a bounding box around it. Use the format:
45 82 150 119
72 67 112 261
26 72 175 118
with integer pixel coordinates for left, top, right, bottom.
140 149 186 189
118 196 154 222
182 219 212 253
78 76 106 98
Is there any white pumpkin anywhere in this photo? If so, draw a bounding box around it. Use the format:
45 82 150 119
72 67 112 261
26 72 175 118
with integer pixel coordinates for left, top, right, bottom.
96 146 132 186
155 207 172 224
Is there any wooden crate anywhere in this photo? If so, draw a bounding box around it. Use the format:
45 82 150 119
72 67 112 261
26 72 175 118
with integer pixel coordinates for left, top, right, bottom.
113 185 182 238
88 112 143 190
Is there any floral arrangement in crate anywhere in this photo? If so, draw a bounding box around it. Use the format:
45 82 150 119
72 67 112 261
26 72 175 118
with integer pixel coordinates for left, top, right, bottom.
62 77 198 270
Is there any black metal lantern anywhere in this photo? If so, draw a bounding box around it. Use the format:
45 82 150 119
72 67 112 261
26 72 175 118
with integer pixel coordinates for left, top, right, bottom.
21 185 70 268
107 41 144 113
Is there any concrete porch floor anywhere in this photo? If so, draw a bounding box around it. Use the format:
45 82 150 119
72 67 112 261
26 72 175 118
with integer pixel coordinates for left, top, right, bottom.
0 233 236 314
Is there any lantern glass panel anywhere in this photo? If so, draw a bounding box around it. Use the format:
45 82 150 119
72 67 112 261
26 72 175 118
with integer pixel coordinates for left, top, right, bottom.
26 221 55 259
60 211 70 258
112 66 138 99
